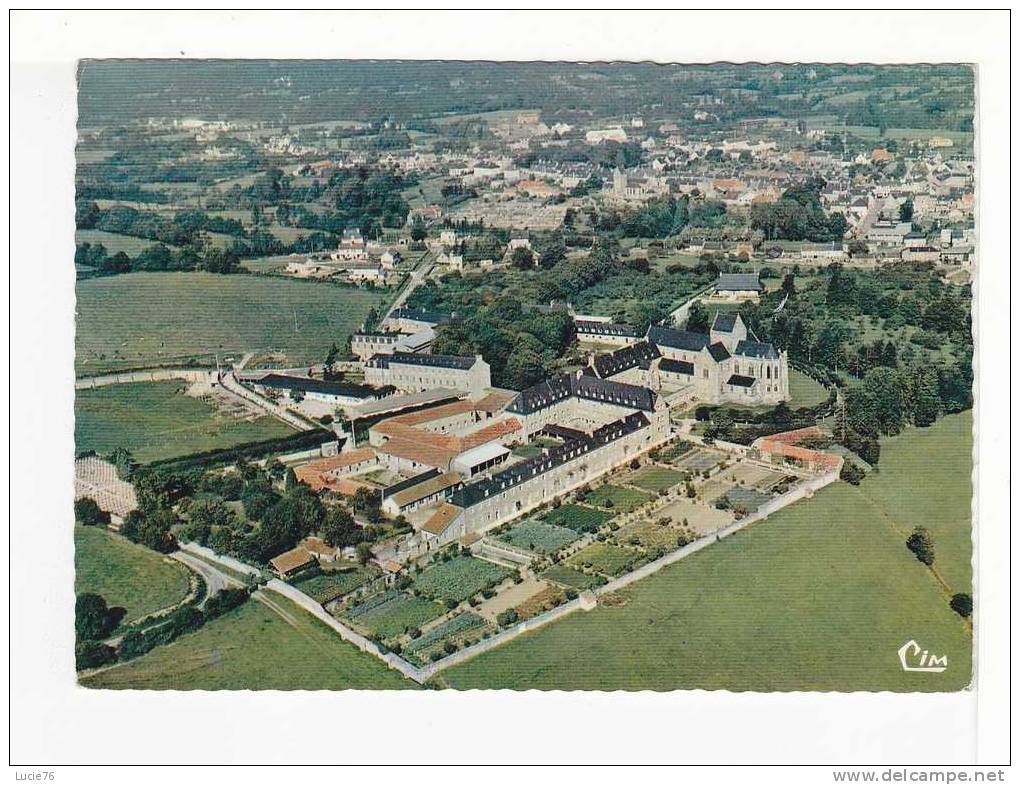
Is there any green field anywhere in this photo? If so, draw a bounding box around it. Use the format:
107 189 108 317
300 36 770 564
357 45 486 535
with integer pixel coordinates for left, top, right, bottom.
628 466 685 494
497 519 580 555
567 542 642 578
81 593 416 690
75 229 166 256
583 484 653 512
540 564 605 591
413 556 511 604
353 593 447 639
75 381 295 463
294 565 382 605
74 524 192 625
543 504 613 533
788 369 831 409
443 413 973 691
75 271 387 373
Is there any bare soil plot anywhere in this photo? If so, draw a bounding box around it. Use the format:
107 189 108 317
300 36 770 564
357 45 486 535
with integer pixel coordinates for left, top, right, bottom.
514 585 567 621
672 448 725 475
656 498 733 536
474 577 547 622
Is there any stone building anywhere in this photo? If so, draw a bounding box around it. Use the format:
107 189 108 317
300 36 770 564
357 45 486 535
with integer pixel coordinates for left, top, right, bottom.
364 352 491 399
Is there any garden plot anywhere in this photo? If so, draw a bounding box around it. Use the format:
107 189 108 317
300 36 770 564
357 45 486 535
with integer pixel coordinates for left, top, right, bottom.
496 519 580 555
541 564 605 591
722 486 775 513
345 592 447 640
567 542 643 578
543 504 613 533
413 556 512 605
628 466 685 493
615 518 692 552
475 576 549 622
672 448 725 475
404 612 491 665
657 498 733 535
514 584 567 621
726 462 790 491
294 565 381 605
582 484 653 513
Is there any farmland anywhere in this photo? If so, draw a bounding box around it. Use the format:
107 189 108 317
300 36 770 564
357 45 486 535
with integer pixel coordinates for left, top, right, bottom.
441 414 974 692
75 271 387 374
540 564 605 591
543 504 613 533
75 381 294 463
582 484 653 512
82 593 416 690
74 524 192 625
497 519 580 555
347 592 447 639
628 466 685 494
293 565 382 605
412 556 511 604
567 542 642 578
75 229 166 257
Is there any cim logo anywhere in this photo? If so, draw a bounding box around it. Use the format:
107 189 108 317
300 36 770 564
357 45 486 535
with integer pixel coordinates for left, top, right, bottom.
898 639 948 673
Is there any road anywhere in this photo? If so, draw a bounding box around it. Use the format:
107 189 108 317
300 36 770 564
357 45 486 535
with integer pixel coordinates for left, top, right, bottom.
382 253 434 323
172 551 245 605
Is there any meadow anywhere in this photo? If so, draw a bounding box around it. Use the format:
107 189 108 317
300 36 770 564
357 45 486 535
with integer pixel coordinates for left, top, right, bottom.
74 524 192 625
82 593 416 690
442 413 973 691
75 381 294 463
787 369 831 409
75 271 387 374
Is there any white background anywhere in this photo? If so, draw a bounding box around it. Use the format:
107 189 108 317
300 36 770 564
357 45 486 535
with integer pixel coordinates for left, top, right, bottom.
6 8 1013 776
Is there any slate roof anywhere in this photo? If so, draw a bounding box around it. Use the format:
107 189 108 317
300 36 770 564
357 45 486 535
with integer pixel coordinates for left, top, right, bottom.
256 374 378 399
449 411 651 509
711 312 739 333
715 272 763 292
727 374 757 388
658 358 695 376
590 340 661 378
368 352 478 371
389 307 454 325
647 325 710 352
505 373 658 415
575 320 640 338
708 342 731 362
734 339 780 360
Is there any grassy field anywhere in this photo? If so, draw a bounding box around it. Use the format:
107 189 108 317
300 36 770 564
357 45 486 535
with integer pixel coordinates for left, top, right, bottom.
583 484 653 512
75 381 295 463
497 519 580 555
442 413 973 691
75 271 387 373
788 369 831 409
567 542 642 578
75 229 165 256
82 593 416 690
628 466 685 493
544 504 613 533
74 524 192 625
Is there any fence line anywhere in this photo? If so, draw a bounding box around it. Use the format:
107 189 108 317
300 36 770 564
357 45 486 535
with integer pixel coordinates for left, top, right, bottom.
74 368 214 389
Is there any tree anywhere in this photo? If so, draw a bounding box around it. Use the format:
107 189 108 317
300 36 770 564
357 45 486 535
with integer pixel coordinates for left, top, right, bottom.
949 593 973 618
355 542 374 565
75 593 122 642
75 640 116 671
510 246 535 270
899 199 914 223
321 507 358 548
906 526 935 566
840 461 866 485
74 497 108 527
685 301 710 333
781 273 796 297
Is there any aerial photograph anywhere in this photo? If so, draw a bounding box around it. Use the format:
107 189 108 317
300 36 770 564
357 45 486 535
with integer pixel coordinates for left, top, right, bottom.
72 60 975 692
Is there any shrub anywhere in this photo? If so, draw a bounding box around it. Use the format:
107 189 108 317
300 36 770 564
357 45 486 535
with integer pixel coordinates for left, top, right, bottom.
840 461 866 485
906 526 935 566
496 609 519 628
203 587 249 620
75 640 116 671
949 593 973 618
74 497 109 527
